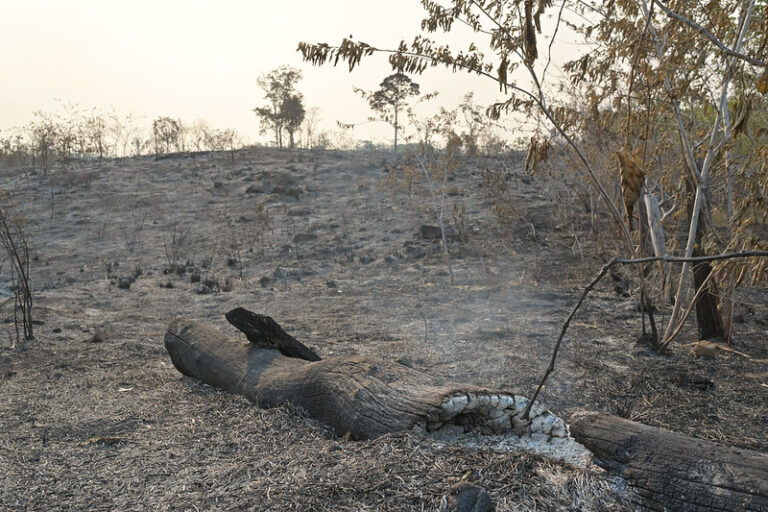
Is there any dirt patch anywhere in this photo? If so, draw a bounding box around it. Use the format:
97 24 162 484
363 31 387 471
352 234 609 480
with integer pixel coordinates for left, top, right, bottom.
1 147 766 510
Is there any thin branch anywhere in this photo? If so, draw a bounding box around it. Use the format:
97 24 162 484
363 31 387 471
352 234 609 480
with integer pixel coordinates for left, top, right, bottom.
652 0 766 68
543 0 568 82
638 0 701 185
522 249 768 419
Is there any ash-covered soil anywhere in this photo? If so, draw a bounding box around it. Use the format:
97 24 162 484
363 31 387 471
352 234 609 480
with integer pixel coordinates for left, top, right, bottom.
1 148 766 511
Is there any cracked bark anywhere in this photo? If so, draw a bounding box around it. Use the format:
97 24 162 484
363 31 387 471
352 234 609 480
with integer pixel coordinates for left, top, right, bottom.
569 411 768 511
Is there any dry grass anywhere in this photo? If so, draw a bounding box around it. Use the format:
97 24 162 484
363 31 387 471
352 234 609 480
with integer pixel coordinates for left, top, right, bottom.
0 339 629 511
1 146 766 510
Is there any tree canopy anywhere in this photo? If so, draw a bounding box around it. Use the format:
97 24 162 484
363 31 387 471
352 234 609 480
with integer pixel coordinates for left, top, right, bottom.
253 66 304 148
356 73 422 153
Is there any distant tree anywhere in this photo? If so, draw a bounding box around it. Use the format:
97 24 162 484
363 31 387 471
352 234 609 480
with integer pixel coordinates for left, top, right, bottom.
0 130 31 169
82 110 109 159
457 93 485 158
203 127 241 162
187 119 211 152
253 66 303 148
356 73 421 154
302 107 321 149
152 117 181 154
28 111 59 172
281 95 305 149
110 112 140 158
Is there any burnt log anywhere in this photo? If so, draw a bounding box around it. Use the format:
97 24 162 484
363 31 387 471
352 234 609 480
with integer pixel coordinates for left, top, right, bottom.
164 314 569 441
569 411 768 511
224 307 321 361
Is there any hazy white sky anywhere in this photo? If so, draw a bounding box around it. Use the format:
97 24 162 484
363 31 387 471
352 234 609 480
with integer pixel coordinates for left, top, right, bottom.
0 0 579 144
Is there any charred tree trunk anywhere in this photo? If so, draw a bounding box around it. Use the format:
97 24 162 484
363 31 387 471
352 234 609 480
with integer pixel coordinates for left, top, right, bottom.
691 249 724 340
569 411 768 511
164 310 569 441
686 177 724 341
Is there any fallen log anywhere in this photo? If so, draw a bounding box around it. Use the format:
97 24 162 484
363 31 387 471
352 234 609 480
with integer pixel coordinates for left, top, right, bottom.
569 411 768 512
164 310 569 441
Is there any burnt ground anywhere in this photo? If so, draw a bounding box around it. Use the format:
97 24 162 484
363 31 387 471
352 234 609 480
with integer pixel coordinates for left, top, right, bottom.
0 147 766 511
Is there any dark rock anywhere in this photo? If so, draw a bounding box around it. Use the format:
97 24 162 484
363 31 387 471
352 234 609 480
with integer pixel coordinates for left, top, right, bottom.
420 224 457 241
272 268 289 280
85 332 105 343
271 185 301 198
196 284 214 295
293 233 318 243
440 483 494 512
117 276 133 290
677 372 715 391
246 184 270 194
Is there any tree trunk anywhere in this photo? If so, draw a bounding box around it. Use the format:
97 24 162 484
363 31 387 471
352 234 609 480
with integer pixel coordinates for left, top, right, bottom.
644 189 672 302
394 101 399 155
164 311 569 441
687 178 724 340
569 411 768 512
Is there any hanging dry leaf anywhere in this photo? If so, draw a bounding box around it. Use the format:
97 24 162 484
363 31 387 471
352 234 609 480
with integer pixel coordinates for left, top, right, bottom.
732 95 753 136
757 70 768 95
525 137 537 174
617 148 645 229
524 0 538 65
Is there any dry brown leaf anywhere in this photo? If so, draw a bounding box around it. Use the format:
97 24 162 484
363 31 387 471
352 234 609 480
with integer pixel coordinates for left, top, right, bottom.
758 70 768 95
616 148 645 228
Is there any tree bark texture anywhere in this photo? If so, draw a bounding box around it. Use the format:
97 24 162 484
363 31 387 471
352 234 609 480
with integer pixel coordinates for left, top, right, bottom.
687 177 724 340
569 411 768 511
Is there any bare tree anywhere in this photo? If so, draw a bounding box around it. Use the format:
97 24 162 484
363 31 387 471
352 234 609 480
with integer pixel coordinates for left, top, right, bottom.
204 127 241 163
28 111 59 172
302 107 321 149
81 109 109 159
0 190 33 345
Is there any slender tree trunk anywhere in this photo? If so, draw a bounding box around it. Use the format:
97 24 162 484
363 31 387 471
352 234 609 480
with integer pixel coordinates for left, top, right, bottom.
686 178 724 341
394 100 399 155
